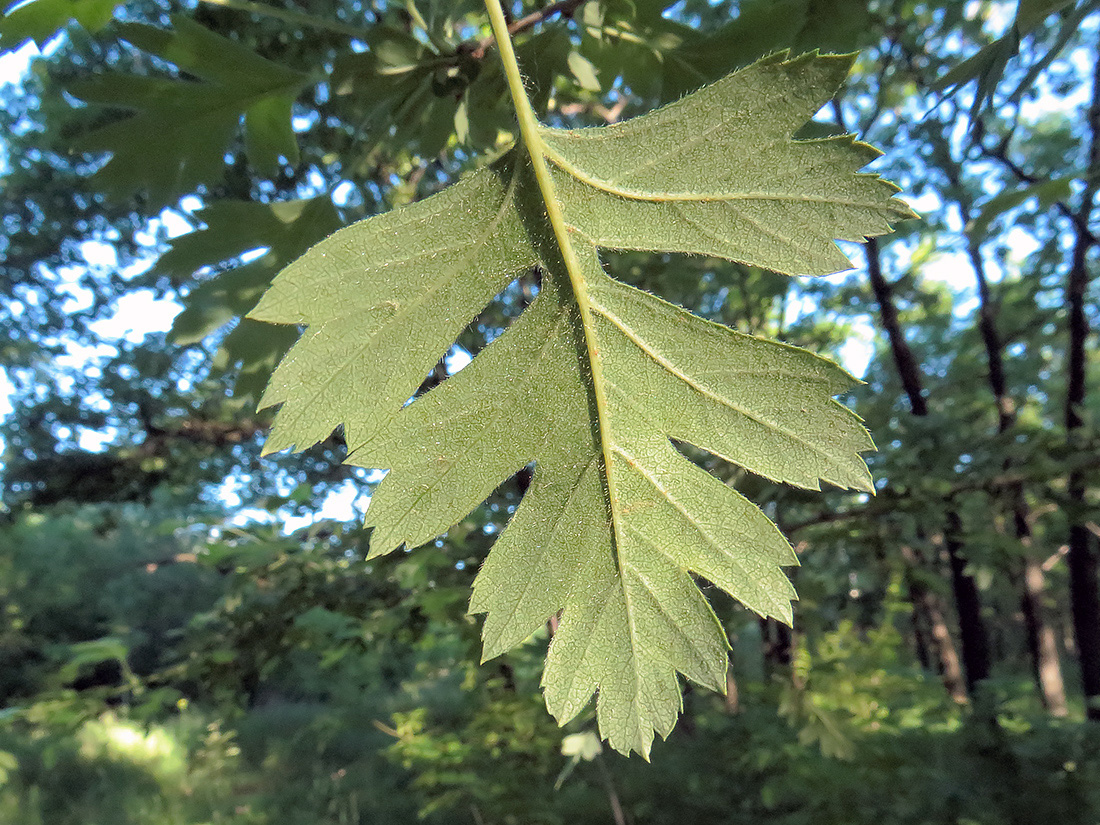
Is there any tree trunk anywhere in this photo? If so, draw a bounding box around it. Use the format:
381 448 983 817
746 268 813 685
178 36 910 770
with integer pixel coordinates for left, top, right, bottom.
1065 31 1100 721
761 617 793 673
900 544 968 703
942 162 1069 712
1021 551 1069 716
864 237 991 700
864 239 927 416
943 513 991 691
908 594 933 672
1068 521 1100 719
725 662 741 714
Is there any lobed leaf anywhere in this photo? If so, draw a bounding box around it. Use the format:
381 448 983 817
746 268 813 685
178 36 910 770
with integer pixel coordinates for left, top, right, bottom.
251 51 913 756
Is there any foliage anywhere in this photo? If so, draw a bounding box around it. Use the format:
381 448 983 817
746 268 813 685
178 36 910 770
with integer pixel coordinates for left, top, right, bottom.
70 15 307 201
5 673 1100 825
0 505 223 704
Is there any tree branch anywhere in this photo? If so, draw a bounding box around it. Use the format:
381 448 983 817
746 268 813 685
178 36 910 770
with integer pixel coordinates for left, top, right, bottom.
471 0 590 59
143 418 267 449
980 137 1100 248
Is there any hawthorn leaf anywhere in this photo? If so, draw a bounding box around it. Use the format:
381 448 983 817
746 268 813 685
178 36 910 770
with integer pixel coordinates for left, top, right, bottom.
250 51 913 757
251 163 538 454
541 53 901 275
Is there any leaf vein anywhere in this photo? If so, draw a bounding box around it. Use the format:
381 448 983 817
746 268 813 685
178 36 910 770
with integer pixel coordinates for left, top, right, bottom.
591 297 843 468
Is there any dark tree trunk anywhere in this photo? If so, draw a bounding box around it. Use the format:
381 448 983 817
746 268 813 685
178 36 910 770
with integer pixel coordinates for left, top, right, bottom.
761 617 793 672
944 512 991 691
1068 521 1100 720
864 239 927 417
906 583 934 672
940 157 1069 713
1065 32 1100 721
864 238 991 700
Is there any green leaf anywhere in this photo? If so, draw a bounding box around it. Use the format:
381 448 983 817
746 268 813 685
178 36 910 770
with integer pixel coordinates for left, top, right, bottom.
57 636 130 682
930 0 1075 121
250 50 911 757
1015 0 1074 34
539 55 901 275
244 94 300 176
932 30 1018 100
567 50 601 92
167 198 340 341
68 15 308 202
0 0 120 51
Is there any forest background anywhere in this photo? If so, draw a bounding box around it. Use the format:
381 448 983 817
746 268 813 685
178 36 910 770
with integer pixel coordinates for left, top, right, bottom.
1 0 1099 822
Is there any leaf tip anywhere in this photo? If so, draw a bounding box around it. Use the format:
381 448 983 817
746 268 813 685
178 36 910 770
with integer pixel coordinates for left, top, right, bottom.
258 434 294 457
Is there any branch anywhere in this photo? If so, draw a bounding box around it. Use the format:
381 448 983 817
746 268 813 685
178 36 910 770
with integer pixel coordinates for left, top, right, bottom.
928 127 1014 430
1065 32 1100 435
470 0 589 59
785 446 1100 534
558 96 627 123
862 238 929 416
832 102 928 417
143 418 267 449
980 137 1100 248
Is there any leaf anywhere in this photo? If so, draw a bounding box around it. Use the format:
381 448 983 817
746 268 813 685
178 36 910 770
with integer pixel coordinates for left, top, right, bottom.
1015 0 1074 33
0 0 120 51
567 50 601 92
166 197 341 339
932 30 1018 101
250 51 912 756
68 15 308 202
57 636 129 682
931 0 1076 122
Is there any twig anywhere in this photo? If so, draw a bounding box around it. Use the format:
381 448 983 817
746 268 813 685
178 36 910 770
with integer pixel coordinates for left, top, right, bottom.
371 719 401 738
1044 545 1069 572
470 0 589 59
980 137 1100 248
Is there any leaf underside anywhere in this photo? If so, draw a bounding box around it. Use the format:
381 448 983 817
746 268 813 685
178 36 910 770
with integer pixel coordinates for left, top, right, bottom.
250 52 913 757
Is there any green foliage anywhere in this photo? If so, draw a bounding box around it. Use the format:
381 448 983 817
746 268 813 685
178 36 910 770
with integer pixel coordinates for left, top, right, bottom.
4 0 1100 816
8 671 1099 825
933 0 1082 122
253 44 910 755
0 505 223 704
163 197 343 399
68 15 308 202
3 475 1098 825
0 0 121 50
